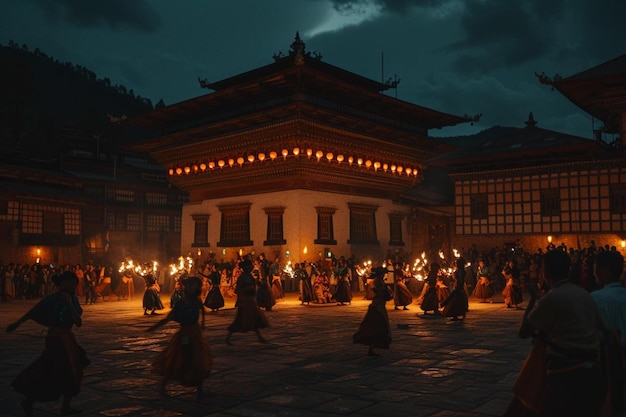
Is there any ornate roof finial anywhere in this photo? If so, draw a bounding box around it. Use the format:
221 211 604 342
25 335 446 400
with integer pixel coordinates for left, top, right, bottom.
525 112 537 128
290 31 306 65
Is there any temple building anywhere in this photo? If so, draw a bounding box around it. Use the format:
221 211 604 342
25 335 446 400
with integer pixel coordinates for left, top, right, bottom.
428 55 626 254
128 34 474 264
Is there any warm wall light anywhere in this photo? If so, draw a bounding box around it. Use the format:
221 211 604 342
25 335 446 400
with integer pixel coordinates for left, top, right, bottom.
337 154 344 163
228 158 235 167
326 152 334 162
547 235 553 243
303 246 308 254
282 149 289 159
391 164 397 172
397 166 403 173
269 151 277 160
184 166 191 174
258 152 266 161
315 150 323 161
348 156 354 165
200 163 207 171
218 160 225 168
293 147 300 156
306 148 313 158
383 163 388 172
357 158 363 166
237 157 244 166
247 154 255 162
168 168 174 175
175 167 183 175
365 160 372 168
373 161 380 171
192 164 199 172
405 167 412 176
208 161 215 169
621 240 625 248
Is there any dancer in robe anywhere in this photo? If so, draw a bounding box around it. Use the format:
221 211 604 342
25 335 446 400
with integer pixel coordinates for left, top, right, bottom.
353 267 392 356
225 258 270 345
6 271 89 417
148 276 212 401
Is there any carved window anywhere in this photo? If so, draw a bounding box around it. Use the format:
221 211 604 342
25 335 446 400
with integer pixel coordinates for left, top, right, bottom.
388 213 405 246
264 207 286 245
348 203 378 245
315 207 336 245
192 214 210 247
218 203 253 247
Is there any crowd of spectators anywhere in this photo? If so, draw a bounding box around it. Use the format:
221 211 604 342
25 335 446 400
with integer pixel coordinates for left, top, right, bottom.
1 240 624 304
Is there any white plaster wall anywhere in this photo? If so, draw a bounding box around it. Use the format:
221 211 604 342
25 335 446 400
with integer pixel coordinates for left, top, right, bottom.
181 189 410 264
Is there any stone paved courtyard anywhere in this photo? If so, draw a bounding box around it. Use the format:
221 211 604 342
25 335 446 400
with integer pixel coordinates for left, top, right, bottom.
0 291 530 417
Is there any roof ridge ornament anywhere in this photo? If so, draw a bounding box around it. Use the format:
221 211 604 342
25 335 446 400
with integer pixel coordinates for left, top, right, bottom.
535 71 562 90
525 112 537 128
273 32 322 64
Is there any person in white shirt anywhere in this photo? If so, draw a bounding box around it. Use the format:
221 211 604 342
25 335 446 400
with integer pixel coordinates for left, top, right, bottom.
591 249 626 415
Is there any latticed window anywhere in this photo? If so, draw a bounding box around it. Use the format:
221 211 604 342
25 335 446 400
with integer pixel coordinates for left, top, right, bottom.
146 192 168 206
146 215 169 232
22 204 80 235
315 207 336 245
348 203 378 244
218 203 252 247
264 207 286 245
127 213 142 231
108 189 135 203
192 214 210 247
470 194 488 220
388 213 405 246
541 189 561 217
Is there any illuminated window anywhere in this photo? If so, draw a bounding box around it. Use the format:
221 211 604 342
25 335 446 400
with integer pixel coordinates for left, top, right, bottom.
388 213 405 246
192 214 210 247
541 189 561 217
470 194 488 219
315 207 336 245
348 203 378 244
218 203 252 247
264 207 286 245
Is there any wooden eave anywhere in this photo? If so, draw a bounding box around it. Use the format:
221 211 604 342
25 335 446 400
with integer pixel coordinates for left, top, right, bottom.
448 158 626 180
126 55 472 147
168 160 420 201
544 55 626 133
432 141 612 173
552 75 626 133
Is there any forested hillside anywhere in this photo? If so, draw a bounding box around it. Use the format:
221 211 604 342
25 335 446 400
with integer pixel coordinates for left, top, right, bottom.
0 41 161 155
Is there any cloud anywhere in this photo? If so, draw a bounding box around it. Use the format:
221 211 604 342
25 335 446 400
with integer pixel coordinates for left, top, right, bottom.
33 0 161 32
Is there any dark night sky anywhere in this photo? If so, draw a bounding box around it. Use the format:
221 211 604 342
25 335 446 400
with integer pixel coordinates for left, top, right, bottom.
2 0 625 138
